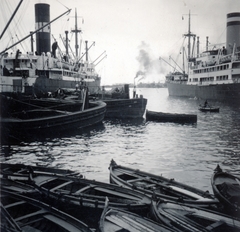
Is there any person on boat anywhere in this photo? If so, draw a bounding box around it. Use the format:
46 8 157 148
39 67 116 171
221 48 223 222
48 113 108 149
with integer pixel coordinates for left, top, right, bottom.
204 100 209 108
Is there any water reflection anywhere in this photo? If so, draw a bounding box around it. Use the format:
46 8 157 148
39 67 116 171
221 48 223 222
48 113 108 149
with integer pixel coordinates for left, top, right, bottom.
1 88 239 191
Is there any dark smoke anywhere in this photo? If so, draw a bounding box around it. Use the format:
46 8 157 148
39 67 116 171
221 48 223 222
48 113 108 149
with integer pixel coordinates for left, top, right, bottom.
135 41 168 81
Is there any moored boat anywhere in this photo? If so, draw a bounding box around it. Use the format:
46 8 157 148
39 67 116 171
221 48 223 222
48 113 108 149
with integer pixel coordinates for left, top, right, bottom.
146 110 197 124
0 3 103 96
0 162 81 179
33 175 151 214
98 198 175 232
0 93 106 141
92 84 148 118
165 12 240 101
150 199 240 232
109 159 219 206
211 165 240 214
1 190 93 232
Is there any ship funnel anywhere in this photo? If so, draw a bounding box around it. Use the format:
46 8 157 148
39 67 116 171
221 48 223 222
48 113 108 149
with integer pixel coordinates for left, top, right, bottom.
226 12 240 54
35 3 51 54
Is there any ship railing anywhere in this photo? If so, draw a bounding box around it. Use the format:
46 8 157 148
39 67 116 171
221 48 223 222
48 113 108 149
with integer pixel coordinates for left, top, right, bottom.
0 83 23 93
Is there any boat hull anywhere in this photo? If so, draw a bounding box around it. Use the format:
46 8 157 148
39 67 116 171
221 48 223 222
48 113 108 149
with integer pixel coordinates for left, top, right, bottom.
109 160 218 206
167 82 240 101
33 76 101 95
150 200 240 232
211 167 240 214
104 97 147 118
146 110 197 124
0 99 106 141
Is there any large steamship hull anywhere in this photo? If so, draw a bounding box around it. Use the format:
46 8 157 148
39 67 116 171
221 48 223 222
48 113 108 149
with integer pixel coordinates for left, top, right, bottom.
167 82 240 101
33 76 100 95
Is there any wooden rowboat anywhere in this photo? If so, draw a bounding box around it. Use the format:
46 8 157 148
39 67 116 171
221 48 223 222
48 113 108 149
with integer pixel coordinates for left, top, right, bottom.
99 198 175 232
198 105 220 112
33 175 151 214
1 163 150 214
211 165 240 214
146 110 197 124
0 162 81 180
109 159 219 206
1 190 93 232
151 199 240 232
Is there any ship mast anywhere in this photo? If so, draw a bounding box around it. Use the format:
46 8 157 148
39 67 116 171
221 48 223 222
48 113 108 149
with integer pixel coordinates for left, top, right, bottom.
71 8 81 59
183 11 196 61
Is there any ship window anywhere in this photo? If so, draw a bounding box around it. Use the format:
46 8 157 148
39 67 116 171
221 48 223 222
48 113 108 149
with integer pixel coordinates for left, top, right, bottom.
233 63 240 68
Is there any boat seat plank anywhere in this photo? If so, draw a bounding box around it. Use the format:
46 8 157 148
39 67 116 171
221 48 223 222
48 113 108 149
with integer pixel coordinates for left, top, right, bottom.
4 201 26 209
111 214 157 232
164 209 203 232
94 187 140 200
50 180 73 191
206 221 226 230
15 209 47 222
105 215 142 232
121 215 159 232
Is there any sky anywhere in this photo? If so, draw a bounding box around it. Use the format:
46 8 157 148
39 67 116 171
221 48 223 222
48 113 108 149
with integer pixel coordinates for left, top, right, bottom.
0 0 239 85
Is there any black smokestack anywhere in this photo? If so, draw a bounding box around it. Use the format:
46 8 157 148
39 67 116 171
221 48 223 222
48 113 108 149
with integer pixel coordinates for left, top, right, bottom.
35 3 51 54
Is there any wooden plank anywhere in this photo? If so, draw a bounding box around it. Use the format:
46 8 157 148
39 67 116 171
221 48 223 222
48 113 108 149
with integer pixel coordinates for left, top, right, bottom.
50 180 73 191
105 215 140 232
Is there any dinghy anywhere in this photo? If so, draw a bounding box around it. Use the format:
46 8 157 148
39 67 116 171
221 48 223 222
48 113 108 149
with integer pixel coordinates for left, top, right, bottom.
34 175 151 214
211 165 240 214
151 199 240 232
1 163 151 214
1 190 93 232
1 162 81 180
98 198 174 232
198 105 219 112
109 159 219 206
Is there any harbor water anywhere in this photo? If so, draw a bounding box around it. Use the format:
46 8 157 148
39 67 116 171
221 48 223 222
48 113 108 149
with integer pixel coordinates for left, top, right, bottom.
1 88 240 194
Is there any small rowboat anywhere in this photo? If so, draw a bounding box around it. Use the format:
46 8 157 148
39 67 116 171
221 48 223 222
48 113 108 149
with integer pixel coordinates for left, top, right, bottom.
0 162 81 180
99 198 175 232
146 110 197 124
151 199 240 232
211 165 240 214
1 190 93 232
34 175 151 214
198 105 219 112
2 163 151 214
109 159 219 206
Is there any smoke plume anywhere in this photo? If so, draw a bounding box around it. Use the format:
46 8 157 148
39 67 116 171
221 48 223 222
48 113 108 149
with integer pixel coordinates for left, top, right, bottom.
135 41 168 82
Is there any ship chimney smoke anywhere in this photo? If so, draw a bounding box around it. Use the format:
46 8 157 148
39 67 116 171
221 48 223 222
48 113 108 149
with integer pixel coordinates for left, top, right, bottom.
35 3 51 54
226 12 240 54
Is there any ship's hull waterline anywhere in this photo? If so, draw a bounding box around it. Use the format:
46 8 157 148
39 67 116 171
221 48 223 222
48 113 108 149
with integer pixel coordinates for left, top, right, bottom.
167 82 240 101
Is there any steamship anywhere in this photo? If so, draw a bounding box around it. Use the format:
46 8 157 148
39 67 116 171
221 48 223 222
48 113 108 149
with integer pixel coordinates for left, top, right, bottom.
0 3 103 96
166 12 240 101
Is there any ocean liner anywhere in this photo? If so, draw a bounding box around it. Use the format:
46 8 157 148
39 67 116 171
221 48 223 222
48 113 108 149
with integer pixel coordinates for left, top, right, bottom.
166 12 240 101
0 3 103 96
